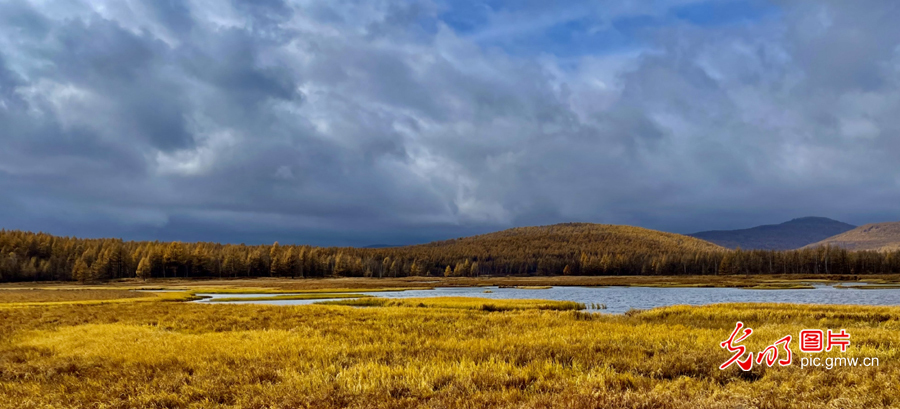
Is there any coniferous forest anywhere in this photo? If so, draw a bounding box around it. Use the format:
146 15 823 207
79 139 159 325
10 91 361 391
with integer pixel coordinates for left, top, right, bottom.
2 223 900 283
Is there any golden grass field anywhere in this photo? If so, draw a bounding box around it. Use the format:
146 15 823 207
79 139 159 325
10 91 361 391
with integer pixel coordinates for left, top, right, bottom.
0 288 148 303
0 281 898 408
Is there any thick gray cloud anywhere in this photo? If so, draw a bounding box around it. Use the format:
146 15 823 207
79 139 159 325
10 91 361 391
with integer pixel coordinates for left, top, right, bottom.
1 0 899 245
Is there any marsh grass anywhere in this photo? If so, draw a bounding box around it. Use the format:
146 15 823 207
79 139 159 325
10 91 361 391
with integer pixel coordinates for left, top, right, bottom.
318 296 586 311
0 289 147 303
186 287 427 294
0 301 897 408
0 289 196 308
208 293 374 302
746 284 817 290
638 282 816 289
835 284 900 289
0 287 899 408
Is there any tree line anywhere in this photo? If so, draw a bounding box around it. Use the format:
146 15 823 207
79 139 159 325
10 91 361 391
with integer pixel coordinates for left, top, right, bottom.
2 226 900 283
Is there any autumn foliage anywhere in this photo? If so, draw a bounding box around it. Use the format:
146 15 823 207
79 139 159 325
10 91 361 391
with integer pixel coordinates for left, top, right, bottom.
3 223 900 283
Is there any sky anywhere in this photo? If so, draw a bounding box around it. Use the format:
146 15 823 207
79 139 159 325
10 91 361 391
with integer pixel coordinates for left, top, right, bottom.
1 0 900 246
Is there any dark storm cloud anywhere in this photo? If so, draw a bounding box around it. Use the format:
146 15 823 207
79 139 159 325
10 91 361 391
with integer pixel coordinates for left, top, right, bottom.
1 0 900 245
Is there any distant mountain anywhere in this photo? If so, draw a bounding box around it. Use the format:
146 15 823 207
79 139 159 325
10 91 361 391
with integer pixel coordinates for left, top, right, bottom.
804 222 900 251
688 217 856 250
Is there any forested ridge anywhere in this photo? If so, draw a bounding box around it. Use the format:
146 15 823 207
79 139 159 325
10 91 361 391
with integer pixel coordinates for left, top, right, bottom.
2 223 900 283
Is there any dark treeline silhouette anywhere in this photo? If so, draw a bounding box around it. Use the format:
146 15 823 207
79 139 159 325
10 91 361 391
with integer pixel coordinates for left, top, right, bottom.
2 223 900 283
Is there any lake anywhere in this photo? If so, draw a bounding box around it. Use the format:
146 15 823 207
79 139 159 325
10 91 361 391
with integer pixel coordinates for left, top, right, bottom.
194 284 900 314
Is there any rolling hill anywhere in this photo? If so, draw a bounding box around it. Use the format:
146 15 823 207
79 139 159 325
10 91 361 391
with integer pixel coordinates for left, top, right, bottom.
804 222 900 251
391 223 726 275
399 222 726 265
688 217 856 250
416 222 724 253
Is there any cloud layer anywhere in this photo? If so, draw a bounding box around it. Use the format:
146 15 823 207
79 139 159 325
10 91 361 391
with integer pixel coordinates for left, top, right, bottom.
1 0 899 245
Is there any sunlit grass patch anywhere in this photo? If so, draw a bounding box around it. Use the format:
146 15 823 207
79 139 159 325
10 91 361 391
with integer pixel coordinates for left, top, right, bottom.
745 284 816 290
626 303 900 331
0 289 147 303
149 286 427 294
1 301 899 408
0 289 197 307
319 296 586 311
835 284 900 289
207 293 373 302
